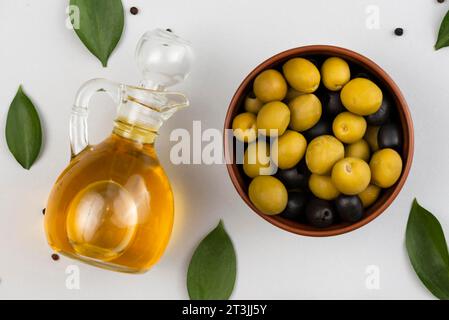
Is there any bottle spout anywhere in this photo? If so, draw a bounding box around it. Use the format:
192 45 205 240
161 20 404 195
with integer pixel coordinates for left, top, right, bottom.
159 91 190 119
114 86 189 134
125 86 189 119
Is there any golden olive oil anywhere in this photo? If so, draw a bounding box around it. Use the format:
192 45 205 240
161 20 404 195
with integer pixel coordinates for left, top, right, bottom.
45 126 174 273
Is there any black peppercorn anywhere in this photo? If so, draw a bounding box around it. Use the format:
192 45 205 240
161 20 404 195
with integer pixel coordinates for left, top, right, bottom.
42 208 46 215
166 28 173 33
130 7 139 15
394 28 404 36
51 254 60 261
438 0 445 3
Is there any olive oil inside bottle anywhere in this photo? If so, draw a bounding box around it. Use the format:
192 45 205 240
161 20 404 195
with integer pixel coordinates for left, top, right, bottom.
45 122 174 273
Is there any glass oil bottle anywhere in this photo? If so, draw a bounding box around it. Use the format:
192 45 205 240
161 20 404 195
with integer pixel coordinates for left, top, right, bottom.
44 29 193 273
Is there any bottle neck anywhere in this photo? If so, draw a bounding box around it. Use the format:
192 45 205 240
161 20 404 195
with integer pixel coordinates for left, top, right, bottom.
112 118 158 144
113 97 164 145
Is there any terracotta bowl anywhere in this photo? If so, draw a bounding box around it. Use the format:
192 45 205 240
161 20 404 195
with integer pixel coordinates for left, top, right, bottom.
224 45 414 237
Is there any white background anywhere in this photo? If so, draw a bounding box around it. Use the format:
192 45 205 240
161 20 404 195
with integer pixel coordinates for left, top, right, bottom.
0 0 447 300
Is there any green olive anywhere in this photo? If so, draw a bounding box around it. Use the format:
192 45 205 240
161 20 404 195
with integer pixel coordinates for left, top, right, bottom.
340 78 383 116
358 184 381 208
253 69 287 103
332 112 367 144
306 135 345 175
370 148 403 188
364 126 380 152
345 139 370 162
272 130 307 170
232 112 258 143
309 174 340 200
244 93 264 113
256 101 290 137
331 157 371 195
288 94 322 132
243 140 275 178
249 176 288 215
321 57 351 91
282 58 321 93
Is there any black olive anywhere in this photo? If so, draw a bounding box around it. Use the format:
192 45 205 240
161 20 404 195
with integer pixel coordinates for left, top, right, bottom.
378 123 402 150
308 58 321 69
322 91 345 118
280 191 308 221
352 71 374 81
305 198 335 228
275 161 310 190
366 95 392 126
335 195 364 223
303 119 332 141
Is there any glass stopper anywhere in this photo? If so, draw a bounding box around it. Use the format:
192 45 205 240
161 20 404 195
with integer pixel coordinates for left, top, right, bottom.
135 29 194 90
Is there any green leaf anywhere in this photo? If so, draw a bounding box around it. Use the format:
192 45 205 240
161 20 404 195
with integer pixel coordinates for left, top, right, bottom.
69 0 124 67
5 86 42 170
435 10 449 50
406 199 449 299
187 220 237 300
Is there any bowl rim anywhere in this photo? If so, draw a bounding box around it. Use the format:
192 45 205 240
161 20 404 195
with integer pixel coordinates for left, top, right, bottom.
223 45 414 237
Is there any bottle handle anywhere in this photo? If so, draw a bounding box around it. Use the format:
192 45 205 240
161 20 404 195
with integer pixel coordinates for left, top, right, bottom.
70 79 123 158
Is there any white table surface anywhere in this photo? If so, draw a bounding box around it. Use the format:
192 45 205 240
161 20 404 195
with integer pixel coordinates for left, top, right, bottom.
0 0 447 300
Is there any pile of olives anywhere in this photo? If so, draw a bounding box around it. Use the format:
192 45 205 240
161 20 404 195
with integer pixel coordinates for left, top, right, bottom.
232 56 404 228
